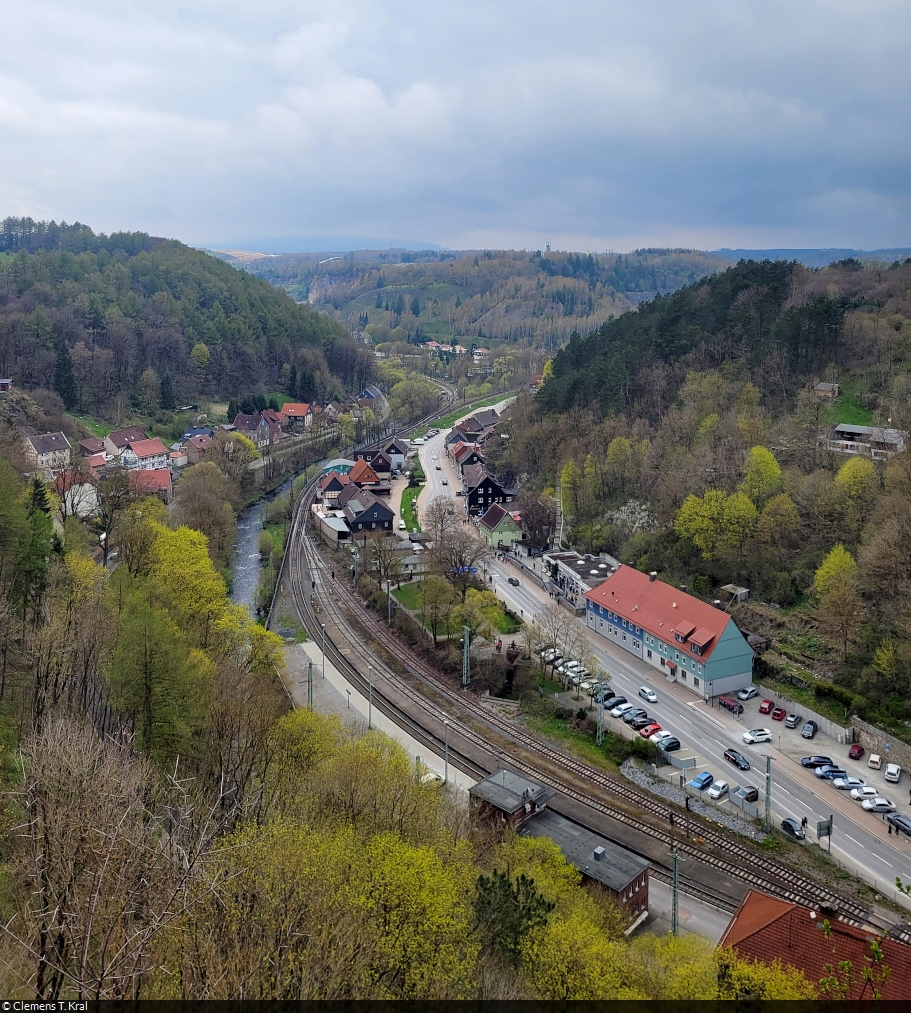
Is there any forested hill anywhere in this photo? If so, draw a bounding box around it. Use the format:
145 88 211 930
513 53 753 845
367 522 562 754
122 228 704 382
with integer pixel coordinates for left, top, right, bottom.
240 247 730 350
0 217 356 417
536 257 911 420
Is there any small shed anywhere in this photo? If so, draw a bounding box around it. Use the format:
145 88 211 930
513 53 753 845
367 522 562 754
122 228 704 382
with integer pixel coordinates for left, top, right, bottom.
814 382 839 398
721 583 750 604
0 379 12 393
469 769 553 830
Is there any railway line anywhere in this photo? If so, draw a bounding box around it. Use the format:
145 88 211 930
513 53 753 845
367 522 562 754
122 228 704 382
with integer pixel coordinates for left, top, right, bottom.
276 387 910 941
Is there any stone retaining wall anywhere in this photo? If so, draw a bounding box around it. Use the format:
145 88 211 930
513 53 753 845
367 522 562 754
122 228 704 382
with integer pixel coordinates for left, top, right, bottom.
852 715 911 771
755 683 853 744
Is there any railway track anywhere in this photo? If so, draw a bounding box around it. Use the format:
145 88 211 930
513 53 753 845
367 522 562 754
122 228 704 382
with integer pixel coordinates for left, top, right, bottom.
277 394 909 941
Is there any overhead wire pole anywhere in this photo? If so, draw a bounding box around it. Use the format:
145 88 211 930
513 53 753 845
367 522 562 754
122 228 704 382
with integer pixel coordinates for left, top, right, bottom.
595 674 605 746
462 626 471 687
764 755 773 834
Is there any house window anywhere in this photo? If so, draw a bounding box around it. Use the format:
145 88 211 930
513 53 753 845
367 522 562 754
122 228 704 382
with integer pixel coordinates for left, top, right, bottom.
599 620 603 629
371 523 376 529
697 664 703 674
694 677 700 688
647 650 652 659
681 671 687 681
691 644 702 656
660 658 665 667
675 652 680 662
622 634 627 642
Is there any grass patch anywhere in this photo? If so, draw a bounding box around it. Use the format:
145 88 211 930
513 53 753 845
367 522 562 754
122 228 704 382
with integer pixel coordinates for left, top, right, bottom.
534 673 565 695
433 393 513 431
392 581 422 610
400 485 422 531
524 715 617 771
67 413 113 438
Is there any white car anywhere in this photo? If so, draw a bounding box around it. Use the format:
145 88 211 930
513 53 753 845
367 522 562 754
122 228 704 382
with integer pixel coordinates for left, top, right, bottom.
737 686 759 701
706 780 729 800
743 728 772 744
638 686 658 703
650 730 673 745
884 763 902 783
611 702 635 718
850 786 879 802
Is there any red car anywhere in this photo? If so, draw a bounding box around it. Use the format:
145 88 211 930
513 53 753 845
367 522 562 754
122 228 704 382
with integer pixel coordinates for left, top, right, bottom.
848 743 865 760
772 706 787 721
758 699 774 714
640 722 662 739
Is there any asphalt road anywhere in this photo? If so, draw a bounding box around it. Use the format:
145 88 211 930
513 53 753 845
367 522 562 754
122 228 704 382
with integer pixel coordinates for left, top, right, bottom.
414 420 911 909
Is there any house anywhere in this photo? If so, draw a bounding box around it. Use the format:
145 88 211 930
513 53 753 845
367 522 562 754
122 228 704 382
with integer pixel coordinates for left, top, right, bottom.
719 890 911 1000
129 468 173 503
184 434 213 464
78 437 106 458
182 426 215 442
23 432 71 472
103 426 148 459
815 381 840 398
83 453 107 478
169 449 188 468
520 809 650 928
233 413 272 450
468 769 552 831
321 457 356 476
445 428 469 451
281 402 312 429
54 469 98 518
584 565 754 700
543 550 613 611
261 408 285 443
120 437 169 471
349 458 382 488
478 503 523 549
451 442 484 473
0 378 12 393
324 401 344 420
367 450 393 476
319 470 351 504
462 463 515 516
827 423 906 459
315 512 350 547
338 486 395 536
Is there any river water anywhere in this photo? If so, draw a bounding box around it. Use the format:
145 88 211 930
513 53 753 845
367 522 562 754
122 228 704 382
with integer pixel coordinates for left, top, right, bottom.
230 475 294 610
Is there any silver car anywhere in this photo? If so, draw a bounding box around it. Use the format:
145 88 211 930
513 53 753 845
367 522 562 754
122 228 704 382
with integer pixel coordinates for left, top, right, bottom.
861 797 896 814
832 776 866 791
611 702 635 718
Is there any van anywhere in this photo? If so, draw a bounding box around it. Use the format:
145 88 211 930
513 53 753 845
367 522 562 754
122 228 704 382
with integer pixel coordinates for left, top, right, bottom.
398 521 407 530
868 753 882 770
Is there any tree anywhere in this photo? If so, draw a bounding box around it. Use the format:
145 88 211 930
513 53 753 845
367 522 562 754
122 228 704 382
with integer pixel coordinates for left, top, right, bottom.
674 489 727 558
114 497 167 577
814 542 858 598
474 870 554 966
451 588 507 641
424 495 460 546
208 430 260 488
418 576 458 641
53 341 77 409
170 462 238 569
741 446 781 503
96 467 132 567
389 374 438 421
361 532 405 586
431 527 493 601
137 367 159 411
160 370 176 410
755 493 801 555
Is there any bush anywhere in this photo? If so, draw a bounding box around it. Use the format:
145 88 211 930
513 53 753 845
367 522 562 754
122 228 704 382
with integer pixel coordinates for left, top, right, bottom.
258 531 274 559
603 733 659 764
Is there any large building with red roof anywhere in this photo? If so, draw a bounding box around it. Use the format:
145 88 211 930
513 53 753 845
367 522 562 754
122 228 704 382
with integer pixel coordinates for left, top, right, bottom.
583 565 753 699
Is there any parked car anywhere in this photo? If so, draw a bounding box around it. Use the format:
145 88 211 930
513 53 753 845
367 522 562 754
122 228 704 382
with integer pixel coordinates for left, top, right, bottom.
886 813 911 838
832 776 866 791
737 686 759 701
650 729 672 744
814 765 848 780
622 708 648 724
771 706 787 721
734 785 759 803
706 780 729 800
862 797 897 814
759 699 774 714
638 686 658 703
579 680 596 694
660 737 681 752
603 696 626 710
801 720 818 739
868 753 882 770
884 763 902 783
784 713 802 729
630 714 653 730
743 728 772 744
850 786 880 802
801 755 833 768
781 818 806 840
724 748 751 771
592 686 614 702
611 702 634 718
848 743 865 760
441 478 448 485
507 577 520 586
640 723 662 738
689 771 714 791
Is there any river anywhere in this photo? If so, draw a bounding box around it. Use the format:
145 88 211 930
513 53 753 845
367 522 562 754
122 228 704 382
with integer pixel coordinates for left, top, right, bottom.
230 475 295 610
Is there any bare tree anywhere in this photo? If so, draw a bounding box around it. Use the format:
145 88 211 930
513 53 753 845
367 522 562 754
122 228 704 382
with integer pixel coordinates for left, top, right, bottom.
424 495 460 547
432 527 492 601
96 467 132 566
361 531 406 586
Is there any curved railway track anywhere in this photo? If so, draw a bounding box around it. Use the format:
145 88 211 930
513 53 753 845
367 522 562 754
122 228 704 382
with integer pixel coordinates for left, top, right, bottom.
277 392 905 938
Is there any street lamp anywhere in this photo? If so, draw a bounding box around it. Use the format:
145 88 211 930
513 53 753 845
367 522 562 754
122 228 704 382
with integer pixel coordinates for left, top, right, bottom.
321 623 326 681
368 665 373 729
346 689 351 709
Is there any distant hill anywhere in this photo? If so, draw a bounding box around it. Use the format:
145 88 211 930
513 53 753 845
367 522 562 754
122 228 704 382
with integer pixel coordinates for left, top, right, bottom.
712 247 911 268
243 247 732 351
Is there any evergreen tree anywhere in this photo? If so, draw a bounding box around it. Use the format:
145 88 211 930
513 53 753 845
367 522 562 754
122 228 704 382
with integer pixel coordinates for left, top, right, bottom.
473 869 554 966
288 362 298 396
160 371 176 410
227 398 239 421
53 342 77 409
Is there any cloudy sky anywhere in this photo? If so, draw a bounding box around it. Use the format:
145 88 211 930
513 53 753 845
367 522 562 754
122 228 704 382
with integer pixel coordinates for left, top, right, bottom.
2 0 910 252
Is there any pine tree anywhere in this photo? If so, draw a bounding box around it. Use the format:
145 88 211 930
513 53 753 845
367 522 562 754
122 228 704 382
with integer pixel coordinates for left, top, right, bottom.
160 370 176 410
288 362 298 396
227 398 239 421
53 342 77 409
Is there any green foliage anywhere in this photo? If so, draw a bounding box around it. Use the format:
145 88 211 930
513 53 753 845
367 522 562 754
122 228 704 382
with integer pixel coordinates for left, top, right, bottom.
741 445 782 503
814 543 857 598
474 869 555 966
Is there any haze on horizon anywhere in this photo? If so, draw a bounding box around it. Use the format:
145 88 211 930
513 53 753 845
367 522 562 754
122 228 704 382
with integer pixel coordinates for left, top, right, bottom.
2 1 910 254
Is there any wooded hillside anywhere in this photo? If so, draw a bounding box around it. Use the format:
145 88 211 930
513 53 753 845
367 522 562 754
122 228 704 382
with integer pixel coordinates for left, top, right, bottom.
0 217 360 417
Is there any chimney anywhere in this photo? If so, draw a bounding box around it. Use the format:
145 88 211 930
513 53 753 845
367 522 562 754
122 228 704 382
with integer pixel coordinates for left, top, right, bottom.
593 846 605 862
649 571 657 582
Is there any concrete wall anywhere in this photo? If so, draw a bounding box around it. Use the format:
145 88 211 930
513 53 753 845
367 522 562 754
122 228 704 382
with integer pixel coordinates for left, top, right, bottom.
755 682 853 745
852 716 911 770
